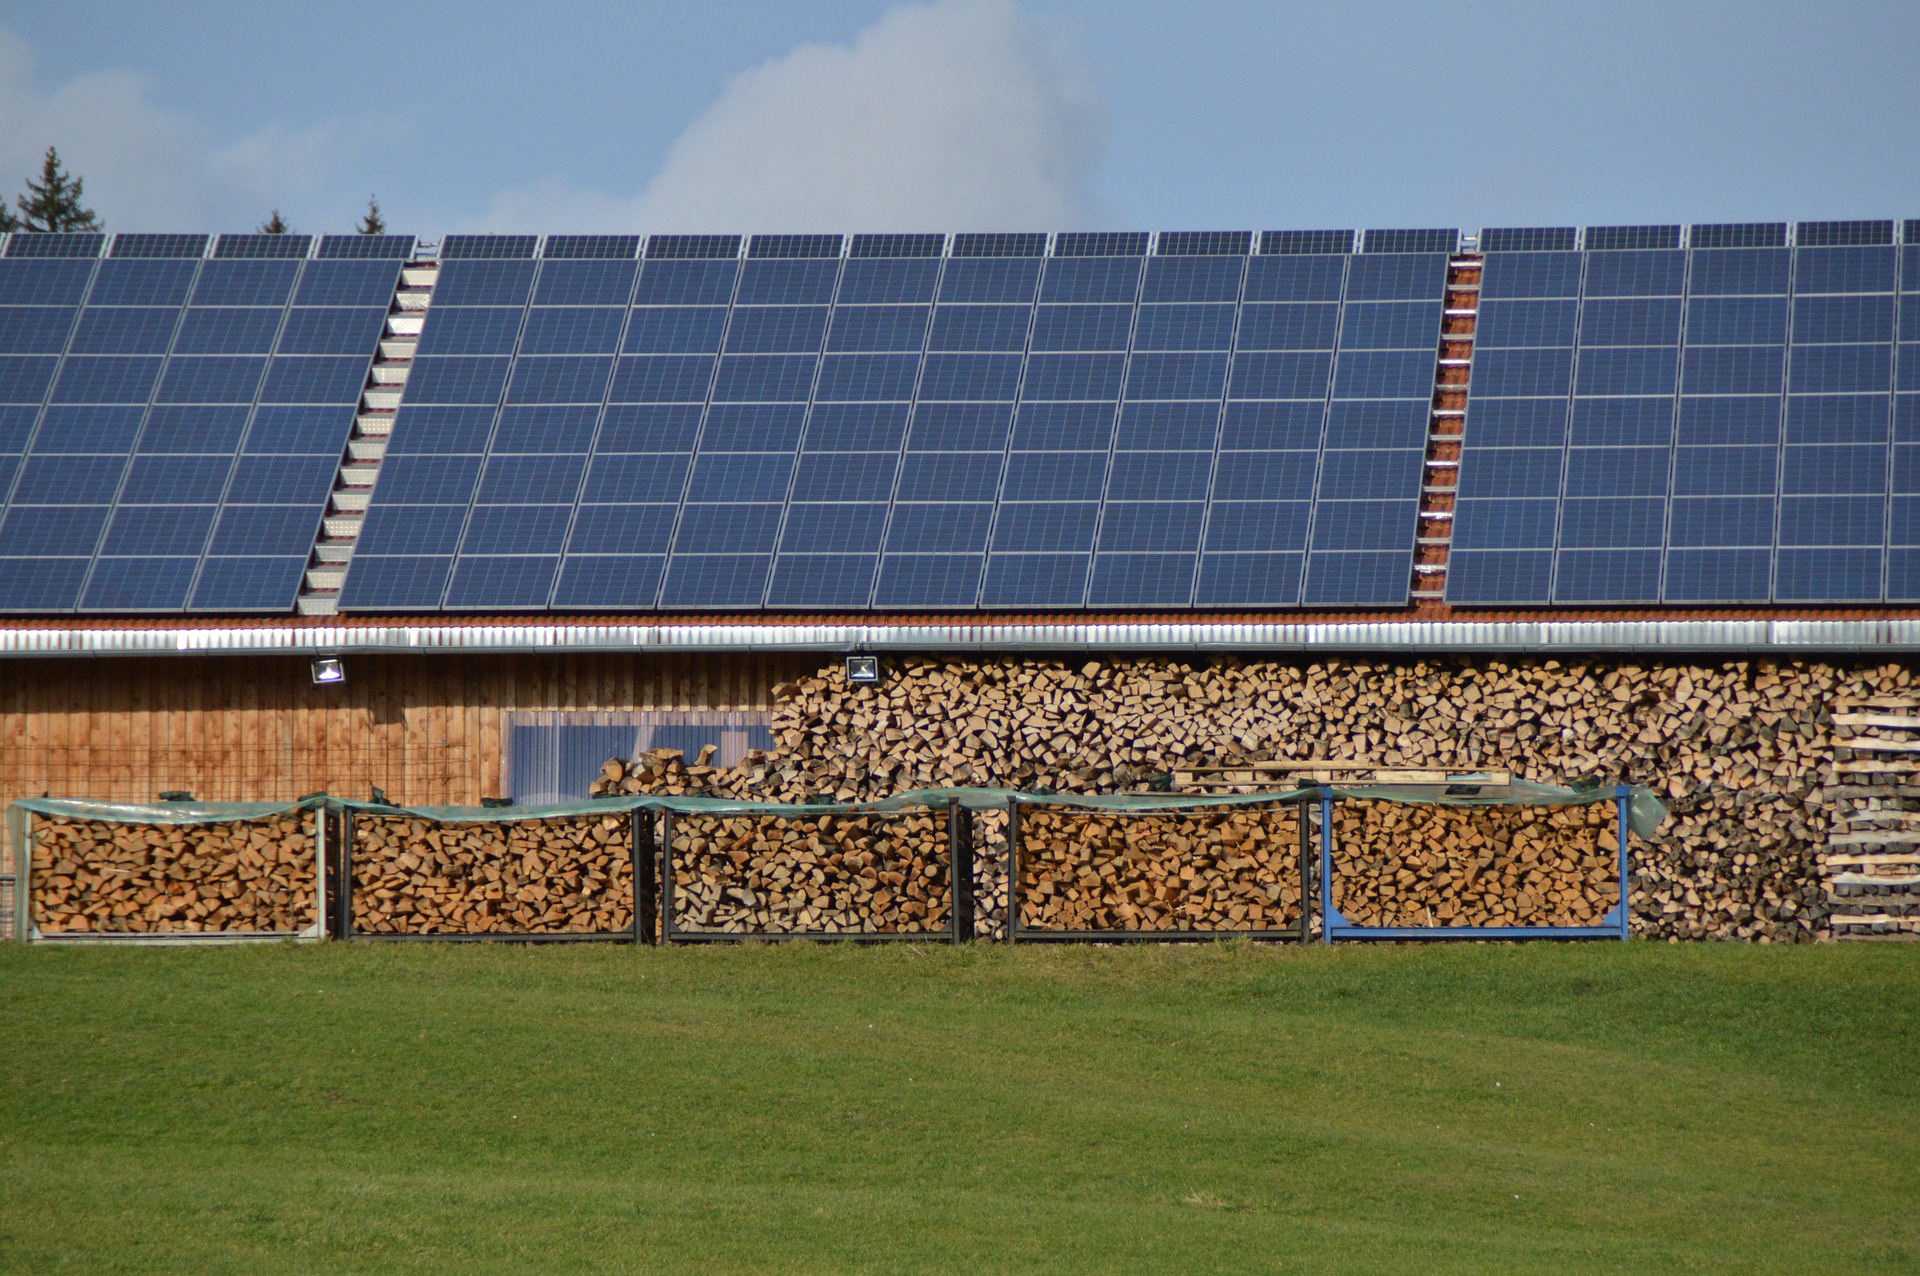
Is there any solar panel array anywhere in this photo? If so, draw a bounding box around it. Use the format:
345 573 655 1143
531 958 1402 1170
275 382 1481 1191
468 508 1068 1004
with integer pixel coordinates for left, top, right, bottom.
1 220 1911 616
1450 220 1919 604
0 232 411 612
340 229 1452 612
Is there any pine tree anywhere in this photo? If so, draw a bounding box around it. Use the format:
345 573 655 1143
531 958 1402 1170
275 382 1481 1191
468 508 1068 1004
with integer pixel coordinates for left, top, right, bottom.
258 209 292 234
0 202 17 234
357 194 386 235
16 147 100 233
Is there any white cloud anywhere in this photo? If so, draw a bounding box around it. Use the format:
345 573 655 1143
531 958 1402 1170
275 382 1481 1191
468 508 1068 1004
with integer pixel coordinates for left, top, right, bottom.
0 27 366 233
475 0 1107 234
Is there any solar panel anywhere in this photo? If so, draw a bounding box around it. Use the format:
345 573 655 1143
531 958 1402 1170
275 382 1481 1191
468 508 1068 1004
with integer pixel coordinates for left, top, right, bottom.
534 261 639 307
1585 225 1682 252
1479 227 1577 253
295 260 404 307
441 235 538 259
1157 231 1252 256
0 245 392 614
315 234 416 259
849 234 944 258
1451 226 1910 605
646 235 740 260
542 235 642 260
110 234 209 259
89 260 198 306
190 263 300 307
214 234 313 259
5 234 105 259
749 234 843 259
1260 230 1355 255
1690 223 1788 249
192 555 312 609
1798 220 1894 247
951 233 1046 258
0 307 75 354
1362 228 1458 254
1054 232 1149 257
431 260 536 307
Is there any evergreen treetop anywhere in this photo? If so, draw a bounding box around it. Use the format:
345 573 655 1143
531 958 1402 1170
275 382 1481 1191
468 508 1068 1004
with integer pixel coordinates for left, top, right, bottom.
357 194 386 235
17 147 100 233
258 209 292 234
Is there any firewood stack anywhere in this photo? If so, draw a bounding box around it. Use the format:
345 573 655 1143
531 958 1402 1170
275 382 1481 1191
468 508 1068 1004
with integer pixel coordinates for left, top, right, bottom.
1329 801 1618 929
591 656 1916 942
667 810 952 936
349 813 633 935
590 748 771 801
31 814 317 935
1015 806 1304 934
970 809 1010 941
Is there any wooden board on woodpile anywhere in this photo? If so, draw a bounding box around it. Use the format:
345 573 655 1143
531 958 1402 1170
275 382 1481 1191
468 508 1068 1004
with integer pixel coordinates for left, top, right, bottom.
668 810 951 936
1175 761 1512 793
30 814 318 935
1015 806 1303 934
350 813 633 935
1330 802 1618 929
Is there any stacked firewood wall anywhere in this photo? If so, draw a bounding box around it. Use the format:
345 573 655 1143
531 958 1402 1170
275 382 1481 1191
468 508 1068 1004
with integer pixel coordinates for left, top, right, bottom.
349 813 633 935
592 655 1919 942
29 813 319 935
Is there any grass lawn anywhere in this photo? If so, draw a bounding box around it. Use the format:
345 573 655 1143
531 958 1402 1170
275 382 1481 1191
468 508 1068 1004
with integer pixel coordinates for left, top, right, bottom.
0 940 1915 1274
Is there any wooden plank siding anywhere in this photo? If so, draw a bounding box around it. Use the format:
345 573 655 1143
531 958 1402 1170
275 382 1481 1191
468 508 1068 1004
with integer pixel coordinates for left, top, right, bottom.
0 651 812 867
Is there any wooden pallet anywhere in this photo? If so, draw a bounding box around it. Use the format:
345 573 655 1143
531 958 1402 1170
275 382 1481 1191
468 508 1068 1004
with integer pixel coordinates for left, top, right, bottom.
1822 701 1920 941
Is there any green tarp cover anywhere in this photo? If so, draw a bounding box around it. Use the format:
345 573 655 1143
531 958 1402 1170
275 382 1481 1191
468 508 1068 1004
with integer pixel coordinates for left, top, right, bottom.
9 782 1667 842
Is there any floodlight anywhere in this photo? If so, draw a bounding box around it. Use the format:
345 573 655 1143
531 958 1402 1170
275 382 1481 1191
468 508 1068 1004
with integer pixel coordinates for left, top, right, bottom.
310 657 346 685
845 654 881 684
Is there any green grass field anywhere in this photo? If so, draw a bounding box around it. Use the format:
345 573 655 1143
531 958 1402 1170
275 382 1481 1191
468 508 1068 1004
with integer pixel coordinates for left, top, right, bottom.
0 940 1915 1274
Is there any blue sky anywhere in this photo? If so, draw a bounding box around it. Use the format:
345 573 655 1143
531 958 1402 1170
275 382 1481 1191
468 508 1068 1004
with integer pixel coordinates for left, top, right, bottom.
0 0 1915 237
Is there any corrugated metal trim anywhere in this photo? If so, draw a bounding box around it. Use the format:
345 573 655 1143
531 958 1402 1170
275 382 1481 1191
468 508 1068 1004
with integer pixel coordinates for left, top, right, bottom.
0 619 1915 656
3 603 1917 631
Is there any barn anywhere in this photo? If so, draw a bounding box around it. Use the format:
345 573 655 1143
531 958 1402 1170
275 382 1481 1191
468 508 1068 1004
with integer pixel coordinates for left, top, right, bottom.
1 222 1915 941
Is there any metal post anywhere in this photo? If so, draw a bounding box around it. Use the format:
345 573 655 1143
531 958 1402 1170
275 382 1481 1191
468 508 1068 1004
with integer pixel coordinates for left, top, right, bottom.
1004 796 1021 944
312 806 327 940
629 810 645 946
1319 789 1335 945
658 808 675 945
950 797 973 944
338 811 355 940
638 808 661 946
1615 787 1631 942
1295 794 1312 944
16 811 32 943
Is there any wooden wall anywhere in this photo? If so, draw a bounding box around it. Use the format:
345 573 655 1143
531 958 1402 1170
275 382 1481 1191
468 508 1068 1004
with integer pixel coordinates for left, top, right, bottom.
0 651 816 820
